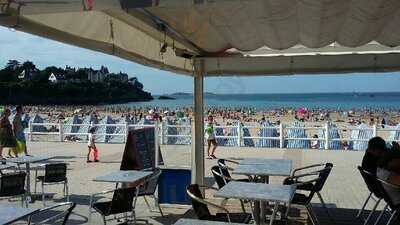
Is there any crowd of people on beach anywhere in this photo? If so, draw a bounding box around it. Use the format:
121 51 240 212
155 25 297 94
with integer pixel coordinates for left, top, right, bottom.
4 105 399 127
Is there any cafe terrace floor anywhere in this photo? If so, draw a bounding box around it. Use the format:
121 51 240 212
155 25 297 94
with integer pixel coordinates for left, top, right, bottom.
1 142 391 225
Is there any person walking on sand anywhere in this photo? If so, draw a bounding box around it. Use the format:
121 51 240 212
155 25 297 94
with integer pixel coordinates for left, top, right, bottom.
13 105 30 156
206 115 217 159
0 108 17 158
87 127 99 163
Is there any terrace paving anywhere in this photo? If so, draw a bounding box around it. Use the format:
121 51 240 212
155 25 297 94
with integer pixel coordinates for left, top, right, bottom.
0 142 394 224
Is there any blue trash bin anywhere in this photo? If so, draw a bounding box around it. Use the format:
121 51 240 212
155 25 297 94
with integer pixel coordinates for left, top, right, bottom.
158 166 191 205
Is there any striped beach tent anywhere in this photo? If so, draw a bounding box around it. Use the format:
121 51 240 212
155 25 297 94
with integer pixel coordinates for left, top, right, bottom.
215 125 228 146
318 123 343 150
175 118 191 145
95 116 116 143
108 117 129 143
286 121 310 149
30 114 46 132
77 115 96 141
350 123 373 151
242 125 255 147
62 115 81 138
225 122 239 147
389 124 400 142
166 118 178 145
256 121 279 148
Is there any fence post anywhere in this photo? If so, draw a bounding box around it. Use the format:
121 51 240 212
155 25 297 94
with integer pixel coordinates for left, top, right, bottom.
124 122 129 143
325 123 329 150
154 121 159 168
59 121 64 142
237 123 242 147
373 124 377 137
28 120 33 141
279 123 284 149
160 121 165 145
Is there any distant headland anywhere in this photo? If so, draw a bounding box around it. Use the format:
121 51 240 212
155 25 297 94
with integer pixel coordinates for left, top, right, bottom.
0 60 153 105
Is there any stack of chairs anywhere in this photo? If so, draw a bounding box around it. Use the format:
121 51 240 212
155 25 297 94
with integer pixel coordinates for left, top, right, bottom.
108 116 131 143
225 122 239 147
77 114 96 141
215 125 228 146
166 119 178 145
318 123 343 150
175 118 191 145
286 121 310 149
256 121 279 148
350 123 373 150
95 116 116 143
62 115 81 139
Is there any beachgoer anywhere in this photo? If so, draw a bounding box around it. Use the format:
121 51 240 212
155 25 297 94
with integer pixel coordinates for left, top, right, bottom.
361 136 387 175
0 108 17 158
87 127 99 163
205 115 217 159
311 134 319 149
13 105 30 156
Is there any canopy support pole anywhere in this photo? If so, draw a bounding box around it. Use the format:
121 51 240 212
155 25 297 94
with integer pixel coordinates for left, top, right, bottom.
191 59 205 185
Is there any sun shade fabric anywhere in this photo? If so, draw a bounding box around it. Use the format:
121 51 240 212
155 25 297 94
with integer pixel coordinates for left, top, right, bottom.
2 0 400 76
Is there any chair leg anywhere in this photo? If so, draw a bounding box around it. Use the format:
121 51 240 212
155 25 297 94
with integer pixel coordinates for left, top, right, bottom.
269 202 279 225
143 196 151 211
306 204 320 225
34 169 38 194
364 198 381 225
357 192 372 218
42 182 45 206
240 200 246 213
153 195 164 216
317 192 332 218
65 180 69 202
373 203 388 225
102 215 107 225
285 202 292 219
386 210 398 225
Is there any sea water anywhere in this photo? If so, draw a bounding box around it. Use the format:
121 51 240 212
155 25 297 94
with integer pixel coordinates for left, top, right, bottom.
117 92 400 110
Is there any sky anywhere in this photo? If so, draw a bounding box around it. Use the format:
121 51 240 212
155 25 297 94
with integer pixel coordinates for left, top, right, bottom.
1 26 400 95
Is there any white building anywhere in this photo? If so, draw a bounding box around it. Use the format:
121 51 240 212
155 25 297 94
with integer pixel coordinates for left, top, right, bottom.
48 73 65 83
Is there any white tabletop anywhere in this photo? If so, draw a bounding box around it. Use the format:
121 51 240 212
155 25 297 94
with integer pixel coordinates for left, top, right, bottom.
174 219 246 225
93 170 153 183
6 156 51 164
0 205 39 225
214 181 295 203
0 164 15 170
233 159 292 177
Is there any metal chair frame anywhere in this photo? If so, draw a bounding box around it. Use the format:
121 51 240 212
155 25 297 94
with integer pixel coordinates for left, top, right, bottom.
28 202 76 225
373 177 400 225
88 187 139 225
34 163 69 206
138 169 164 216
0 171 28 207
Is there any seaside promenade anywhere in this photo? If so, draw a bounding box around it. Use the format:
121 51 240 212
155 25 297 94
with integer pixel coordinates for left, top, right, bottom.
1 142 374 224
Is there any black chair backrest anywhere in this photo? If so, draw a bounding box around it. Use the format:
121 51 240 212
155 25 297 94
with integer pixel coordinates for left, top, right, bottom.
44 163 67 183
187 184 211 220
217 159 232 180
0 172 26 196
108 187 137 215
211 166 227 189
358 166 384 198
377 176 400 209
139 169 162 195
29 202 76 225
302 163 333 204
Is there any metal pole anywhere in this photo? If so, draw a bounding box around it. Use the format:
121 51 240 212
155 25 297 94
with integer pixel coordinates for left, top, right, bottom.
279 123 284 149
59 121 64 142
373 124 377 137
192 59 205 186
154 121 159 168
29 120 33 141
325 123 329 150
237 123 242 147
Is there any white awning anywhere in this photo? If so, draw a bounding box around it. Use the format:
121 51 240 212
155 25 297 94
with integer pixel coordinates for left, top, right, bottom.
1 0 400 76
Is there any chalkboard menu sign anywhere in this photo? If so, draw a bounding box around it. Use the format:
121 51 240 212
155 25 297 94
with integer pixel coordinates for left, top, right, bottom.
120 127 163 170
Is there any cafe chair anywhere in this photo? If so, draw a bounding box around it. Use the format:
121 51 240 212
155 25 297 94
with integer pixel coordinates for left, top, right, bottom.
286 163 333 225
217 159 251 183
186 184 252 224
373 177 400 225
27 202 76 225
284 163 332 212
137 169 164 216
211 165 250 213
89 187 138 225
0 171 28 207
34 163 68 206
356 166 386 225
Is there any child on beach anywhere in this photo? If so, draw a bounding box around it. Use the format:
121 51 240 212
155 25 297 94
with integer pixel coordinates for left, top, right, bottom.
87 127 99 163
206 115 217 159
